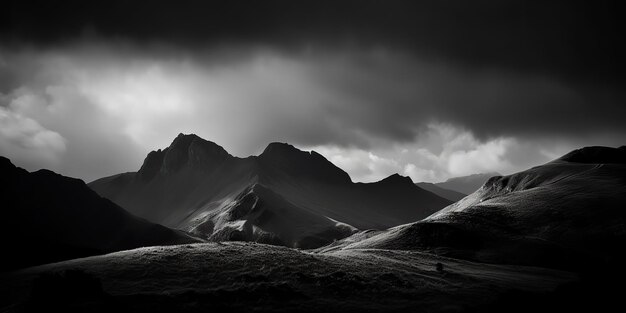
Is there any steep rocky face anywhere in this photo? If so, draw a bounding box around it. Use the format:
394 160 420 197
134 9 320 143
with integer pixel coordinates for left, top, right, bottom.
258 142 351 185
138 149 166 181
188 184 356 249
0 156 199 271
138 133 232 178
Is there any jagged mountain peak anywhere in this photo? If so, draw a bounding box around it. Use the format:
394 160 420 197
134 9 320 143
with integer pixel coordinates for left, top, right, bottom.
137 134 232 179
379 173 414 185
259 142 351 184
90 133 451 237
168 133 230 159
261 142 300 155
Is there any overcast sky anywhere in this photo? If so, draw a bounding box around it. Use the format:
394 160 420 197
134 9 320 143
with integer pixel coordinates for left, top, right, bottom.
1 0 625 182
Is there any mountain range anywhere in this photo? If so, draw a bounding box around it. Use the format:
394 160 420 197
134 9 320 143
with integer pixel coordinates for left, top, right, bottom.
2 145 625 312
419 172 499 196
89 134 452 248
414 182 468 202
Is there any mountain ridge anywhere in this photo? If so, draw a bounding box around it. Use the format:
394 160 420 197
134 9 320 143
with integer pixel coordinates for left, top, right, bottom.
89 134 451 248
0 156 200 271
415 182 467 202
429 172 501 194
327 145 626 271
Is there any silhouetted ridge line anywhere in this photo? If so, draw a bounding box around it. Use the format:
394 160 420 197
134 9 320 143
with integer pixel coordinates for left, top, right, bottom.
137 133 232 179
378 173 414 186
332 145 626 273
434 172 501 194
415 182 467 202
558 145 626 164
259 142 352 184
0 156 199 271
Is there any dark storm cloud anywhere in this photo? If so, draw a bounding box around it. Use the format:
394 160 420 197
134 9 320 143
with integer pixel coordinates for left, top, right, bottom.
302 50 626 142
4 0 625 84
1 0 625 182
1 43 623 182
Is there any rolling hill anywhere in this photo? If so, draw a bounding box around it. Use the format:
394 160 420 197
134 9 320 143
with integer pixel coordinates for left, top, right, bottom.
325 146 626 271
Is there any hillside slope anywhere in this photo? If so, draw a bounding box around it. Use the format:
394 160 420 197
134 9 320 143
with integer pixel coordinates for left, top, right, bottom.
416 182 467 202
434 172 500 194
0 242 577 313
328 146 626 271
0 157 199 271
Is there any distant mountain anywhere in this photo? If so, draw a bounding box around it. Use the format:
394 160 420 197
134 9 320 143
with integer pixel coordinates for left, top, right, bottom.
89 134 451 248
434 172 500 194
0 157 199 271
416 173 498 201
331 146 626 272
415 182 466 202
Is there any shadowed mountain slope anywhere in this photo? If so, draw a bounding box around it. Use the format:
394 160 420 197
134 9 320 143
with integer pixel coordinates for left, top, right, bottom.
434 172 500 194
415 182 467 202
89 134 451 248
326 146 626 271
0 157 199 271
191 184 356 249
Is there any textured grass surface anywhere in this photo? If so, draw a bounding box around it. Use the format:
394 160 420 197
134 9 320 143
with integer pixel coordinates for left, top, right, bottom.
0 242 575 312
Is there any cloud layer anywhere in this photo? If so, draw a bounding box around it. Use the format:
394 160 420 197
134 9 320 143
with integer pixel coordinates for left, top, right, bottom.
1 42 624 182
0 105 66 169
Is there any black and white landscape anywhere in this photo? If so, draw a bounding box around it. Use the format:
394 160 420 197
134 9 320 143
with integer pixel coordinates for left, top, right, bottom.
1 144 625 312
89 133 450 248
2 1 626 312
